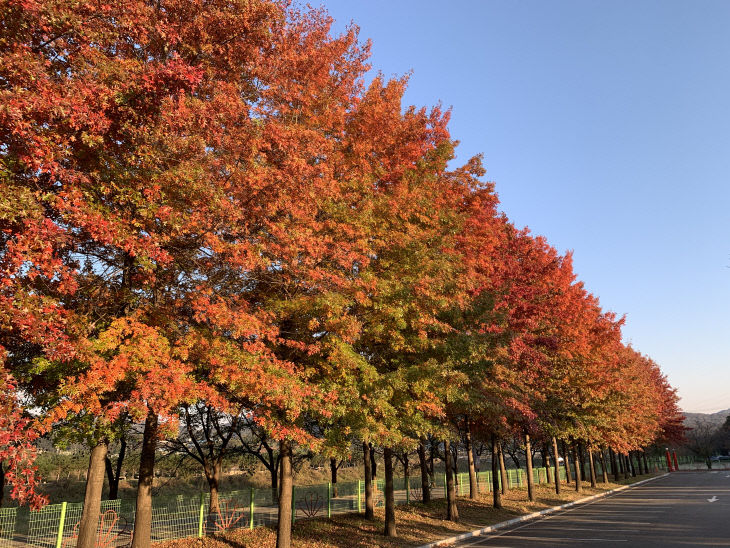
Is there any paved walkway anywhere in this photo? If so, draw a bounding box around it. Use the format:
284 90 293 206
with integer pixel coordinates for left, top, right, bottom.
453 471 730 547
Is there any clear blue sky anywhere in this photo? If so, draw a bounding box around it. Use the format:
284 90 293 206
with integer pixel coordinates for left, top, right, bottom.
321 0 730 413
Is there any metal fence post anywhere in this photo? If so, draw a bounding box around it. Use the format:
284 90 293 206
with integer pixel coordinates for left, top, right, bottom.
249 487 255 530
291 486 296 524
197 492 205 538
357 480 362 513
55 502 67 548
443 473 447 498
327 482 332 518
406 476 410 505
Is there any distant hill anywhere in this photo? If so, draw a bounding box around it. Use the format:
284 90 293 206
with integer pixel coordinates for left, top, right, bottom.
683 408 730 429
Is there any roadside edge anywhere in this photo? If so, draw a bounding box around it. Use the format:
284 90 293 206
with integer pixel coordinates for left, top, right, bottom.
416 473 670 548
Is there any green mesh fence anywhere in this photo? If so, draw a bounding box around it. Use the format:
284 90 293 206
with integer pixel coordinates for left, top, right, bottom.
27 502 76 548
330 480 360 514
0 508 17 548
6 454 668 546
149 493 202 542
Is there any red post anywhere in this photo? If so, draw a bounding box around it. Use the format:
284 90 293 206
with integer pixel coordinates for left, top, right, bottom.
665 449 673 472
672 451 679 471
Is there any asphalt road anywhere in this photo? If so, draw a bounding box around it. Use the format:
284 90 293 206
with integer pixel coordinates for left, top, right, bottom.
455 471 730 547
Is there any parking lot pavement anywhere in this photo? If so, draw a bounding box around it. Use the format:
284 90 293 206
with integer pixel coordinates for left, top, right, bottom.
455 471 730 547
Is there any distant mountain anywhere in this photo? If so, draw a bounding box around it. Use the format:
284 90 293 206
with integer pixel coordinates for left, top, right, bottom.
683 409 730 429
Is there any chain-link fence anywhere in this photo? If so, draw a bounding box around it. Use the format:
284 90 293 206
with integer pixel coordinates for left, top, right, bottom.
0 454 679 547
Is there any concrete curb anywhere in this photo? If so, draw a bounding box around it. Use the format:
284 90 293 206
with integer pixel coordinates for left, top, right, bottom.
416 473 670 548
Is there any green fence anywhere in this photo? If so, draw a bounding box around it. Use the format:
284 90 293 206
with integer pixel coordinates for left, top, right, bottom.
0 455 683 547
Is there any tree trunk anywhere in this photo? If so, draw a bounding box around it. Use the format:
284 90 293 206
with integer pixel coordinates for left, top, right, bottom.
444 440 459 522
363 442 374 519
498 442 508 494
383 447 396 537
551 437 561 495
491 434 502 509
131 410 158 548
370 443 377 479
588 447 597 488
611 448 620 481
77 440 109 548
268 448 279 499
608 447 616 477
599 448 609 484
524 434 535 502
572 442 582 493
104 437 126 500
330 458 339 498
626 451 636 478
418 440 431 504
642 452 650 474
579 442 587 482
636 451 644 475
205 459 222 530
465 420 477 498
562 441 572 484
276 439 293 548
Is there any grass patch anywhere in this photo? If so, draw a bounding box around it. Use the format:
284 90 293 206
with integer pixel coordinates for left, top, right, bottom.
156 473 660 547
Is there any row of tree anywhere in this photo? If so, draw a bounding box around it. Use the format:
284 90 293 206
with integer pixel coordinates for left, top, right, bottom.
0 1 683 547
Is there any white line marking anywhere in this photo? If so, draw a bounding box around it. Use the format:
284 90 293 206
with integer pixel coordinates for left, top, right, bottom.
708 496 719 502
503 536 628 542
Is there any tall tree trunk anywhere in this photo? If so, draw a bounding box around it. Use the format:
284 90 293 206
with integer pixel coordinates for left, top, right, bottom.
131 411 158 548
642 452 650 474
276 440 293 548
572 442 582 493
626 451 636 478
77 440 109 548
268 447 279 500
330 458 339 498
444 440 459 522
636 451 644 475
498 442 508 494
363 442 374 519
608 447 616 477
491 434 502 509
524 433 535 502
465 419 477 498
205 459 222 530
370 443 377 479
623 454 630 479
599 448 609 484
611 448 620 481
104 437 126 500
418 440 431 504
588 447 597 488
383 447 396 537
578 442 587 482
562 441 572 485
551 437 561 495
